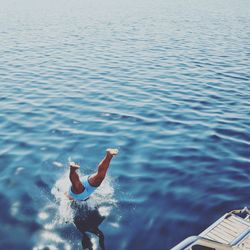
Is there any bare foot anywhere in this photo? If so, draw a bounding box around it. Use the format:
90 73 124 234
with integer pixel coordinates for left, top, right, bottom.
106 148 119 156
69 161 80 170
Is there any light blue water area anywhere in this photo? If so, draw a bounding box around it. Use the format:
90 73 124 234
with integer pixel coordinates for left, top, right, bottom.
0 0 250 249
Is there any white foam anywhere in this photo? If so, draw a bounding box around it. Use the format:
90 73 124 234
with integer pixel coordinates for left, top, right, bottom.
32 230 72 250
38 211 49 220
10 201 20 216
15 167 24 175
110 222 120 228
52 161 64 168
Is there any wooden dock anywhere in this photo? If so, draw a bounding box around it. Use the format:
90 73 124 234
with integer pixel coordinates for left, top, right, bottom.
171 208 250 250
200 213 250 248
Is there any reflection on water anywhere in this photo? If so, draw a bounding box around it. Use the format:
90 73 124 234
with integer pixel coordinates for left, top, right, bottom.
72 202 105 250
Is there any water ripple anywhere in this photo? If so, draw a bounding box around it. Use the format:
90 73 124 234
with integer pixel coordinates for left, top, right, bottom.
0 0 250 249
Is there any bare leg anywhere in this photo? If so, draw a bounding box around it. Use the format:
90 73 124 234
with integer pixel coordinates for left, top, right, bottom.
69 162 84 194
88 149 118 187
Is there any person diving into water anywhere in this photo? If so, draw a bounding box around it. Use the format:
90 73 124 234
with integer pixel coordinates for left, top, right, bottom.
64 148 118 249
67 148 119 201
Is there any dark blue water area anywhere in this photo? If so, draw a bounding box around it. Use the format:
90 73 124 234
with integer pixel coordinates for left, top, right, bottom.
0 0 250 249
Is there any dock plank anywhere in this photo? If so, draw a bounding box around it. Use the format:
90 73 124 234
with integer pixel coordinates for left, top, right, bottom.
205 231 229 244
237 235 250 250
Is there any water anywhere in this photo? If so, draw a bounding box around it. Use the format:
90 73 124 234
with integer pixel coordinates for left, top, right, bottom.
0 0 250 249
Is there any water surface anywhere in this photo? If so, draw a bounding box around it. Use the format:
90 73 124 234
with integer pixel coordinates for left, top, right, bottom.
0 0 250 249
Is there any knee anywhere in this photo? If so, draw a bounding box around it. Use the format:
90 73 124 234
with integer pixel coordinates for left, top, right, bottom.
89 172 106 187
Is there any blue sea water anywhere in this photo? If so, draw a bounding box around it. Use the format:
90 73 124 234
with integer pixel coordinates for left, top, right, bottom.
0 0 250 249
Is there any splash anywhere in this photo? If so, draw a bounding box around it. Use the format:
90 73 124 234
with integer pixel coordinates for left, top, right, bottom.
51 168 117 222
33 166 117 250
